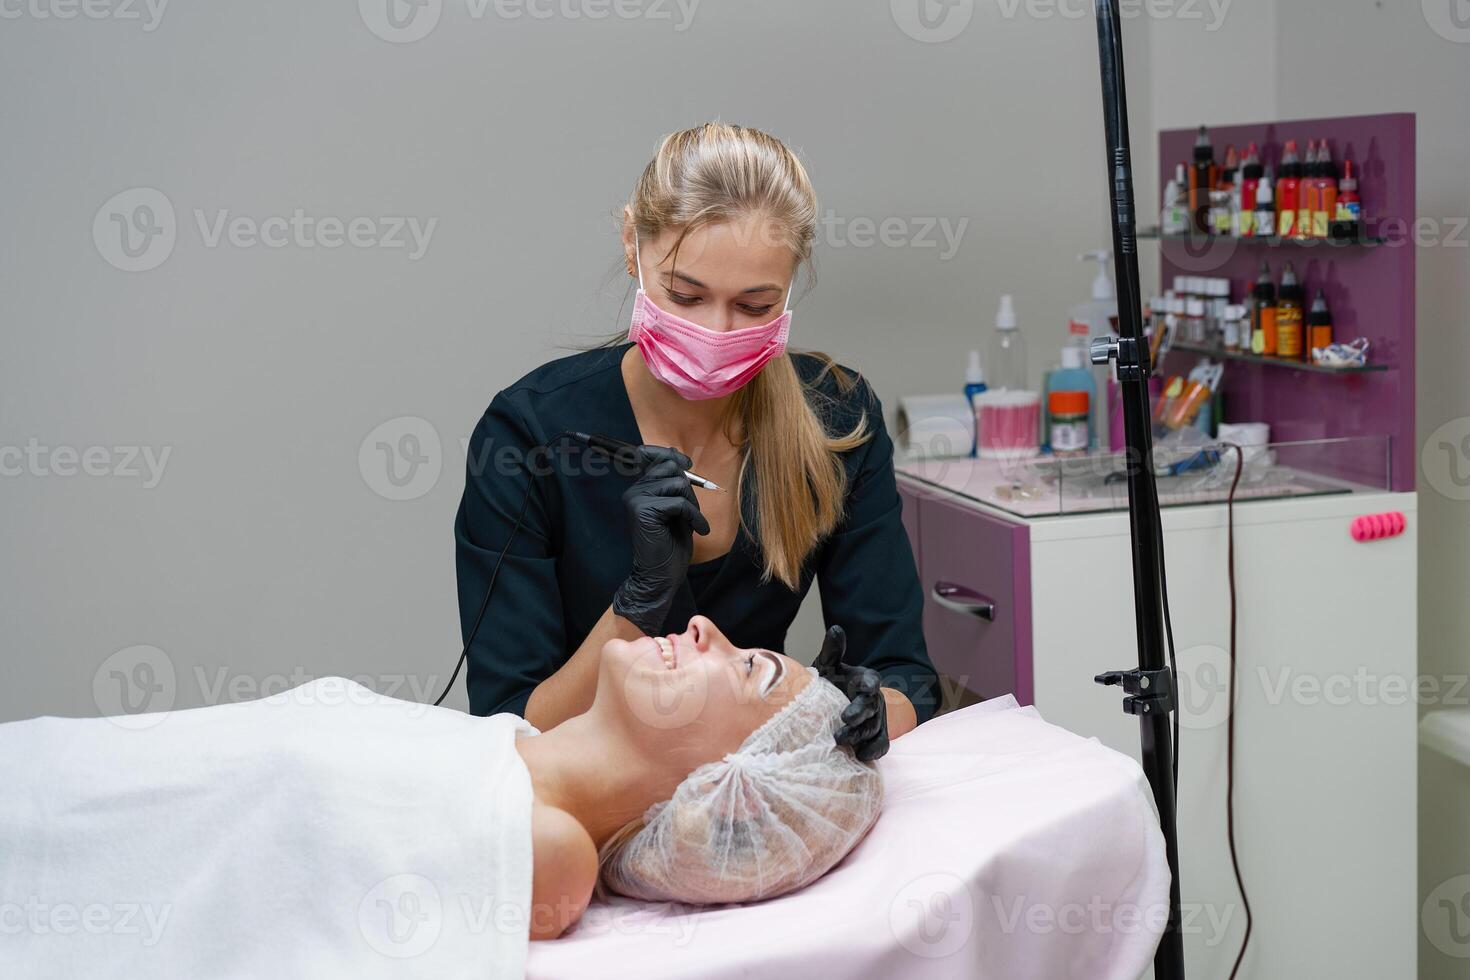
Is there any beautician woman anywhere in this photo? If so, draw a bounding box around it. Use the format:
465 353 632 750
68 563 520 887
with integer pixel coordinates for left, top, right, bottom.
455 122 939 758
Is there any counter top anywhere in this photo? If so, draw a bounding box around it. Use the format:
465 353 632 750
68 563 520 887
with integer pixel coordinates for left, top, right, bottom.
896 452 1398 528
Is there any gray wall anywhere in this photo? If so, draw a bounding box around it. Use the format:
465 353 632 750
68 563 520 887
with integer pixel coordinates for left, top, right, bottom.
1 1 1129 720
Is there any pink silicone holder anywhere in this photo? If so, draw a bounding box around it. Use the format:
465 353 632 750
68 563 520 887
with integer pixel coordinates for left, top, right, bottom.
1350 511 1406 542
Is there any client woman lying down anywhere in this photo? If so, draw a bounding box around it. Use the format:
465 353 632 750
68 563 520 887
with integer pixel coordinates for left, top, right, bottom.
0 616 880 979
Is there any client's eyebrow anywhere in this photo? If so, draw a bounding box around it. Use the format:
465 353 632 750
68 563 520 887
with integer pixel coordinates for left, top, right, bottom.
757 650 784 697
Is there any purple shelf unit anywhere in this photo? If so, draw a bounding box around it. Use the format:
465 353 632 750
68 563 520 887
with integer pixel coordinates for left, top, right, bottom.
1157 113 1416 491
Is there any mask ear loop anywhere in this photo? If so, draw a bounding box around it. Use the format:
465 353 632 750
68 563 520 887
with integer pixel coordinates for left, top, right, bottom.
633 230 647 294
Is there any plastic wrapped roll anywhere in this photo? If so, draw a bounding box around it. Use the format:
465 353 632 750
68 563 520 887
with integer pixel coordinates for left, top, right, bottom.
895 394 976 460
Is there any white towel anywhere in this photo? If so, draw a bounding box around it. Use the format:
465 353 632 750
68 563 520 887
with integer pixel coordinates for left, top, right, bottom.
0 677 539 980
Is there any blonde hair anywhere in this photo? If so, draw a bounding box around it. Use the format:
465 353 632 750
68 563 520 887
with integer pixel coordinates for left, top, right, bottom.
594 818 644 901
626 122 870 589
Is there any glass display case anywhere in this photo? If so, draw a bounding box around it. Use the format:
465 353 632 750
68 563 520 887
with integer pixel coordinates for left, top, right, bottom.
898 435 1392 519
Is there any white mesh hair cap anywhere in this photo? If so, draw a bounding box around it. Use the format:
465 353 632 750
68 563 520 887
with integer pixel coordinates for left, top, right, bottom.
602 668 883 904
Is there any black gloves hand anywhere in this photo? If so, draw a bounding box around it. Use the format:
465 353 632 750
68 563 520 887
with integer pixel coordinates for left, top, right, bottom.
813 625 891 762
611 445 711 636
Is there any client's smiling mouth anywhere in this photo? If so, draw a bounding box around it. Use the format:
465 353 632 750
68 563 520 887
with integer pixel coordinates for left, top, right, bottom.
653 635 678 670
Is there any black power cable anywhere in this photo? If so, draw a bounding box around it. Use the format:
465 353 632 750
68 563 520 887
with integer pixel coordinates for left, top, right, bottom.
432 432 579 708
1145 435 1253 977
433 474 537 707
1220 443 1253 979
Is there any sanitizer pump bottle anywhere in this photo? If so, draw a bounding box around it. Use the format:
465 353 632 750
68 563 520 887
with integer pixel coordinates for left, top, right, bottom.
1068 251 1118 447
1068 251 1119 354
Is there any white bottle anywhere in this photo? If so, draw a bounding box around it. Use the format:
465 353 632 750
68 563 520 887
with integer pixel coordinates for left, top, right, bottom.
987 295 1028 393
1068 251 1119 354
1208 279 1231 343
1162 164 1190 235
1254 169 1275 238
1222 304 1245 352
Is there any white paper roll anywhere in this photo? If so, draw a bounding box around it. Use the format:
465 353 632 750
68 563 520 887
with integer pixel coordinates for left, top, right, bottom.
895 394 975 460
1218 422 1271 465
1217 422 1270 447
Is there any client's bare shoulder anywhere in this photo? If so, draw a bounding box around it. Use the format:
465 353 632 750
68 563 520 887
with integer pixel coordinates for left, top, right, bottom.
528 800 597 940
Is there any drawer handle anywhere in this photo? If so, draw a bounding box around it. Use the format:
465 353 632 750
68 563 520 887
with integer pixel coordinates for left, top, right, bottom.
931 582 997 621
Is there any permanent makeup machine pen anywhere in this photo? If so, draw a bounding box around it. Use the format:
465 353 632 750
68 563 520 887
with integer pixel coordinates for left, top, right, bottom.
570 432 725 491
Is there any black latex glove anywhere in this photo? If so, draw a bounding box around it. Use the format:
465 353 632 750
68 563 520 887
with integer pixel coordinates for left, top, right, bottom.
813 625 890 762
611 445 711 636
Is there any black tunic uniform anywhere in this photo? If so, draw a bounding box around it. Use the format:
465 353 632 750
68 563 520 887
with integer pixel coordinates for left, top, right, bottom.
454 345 939 724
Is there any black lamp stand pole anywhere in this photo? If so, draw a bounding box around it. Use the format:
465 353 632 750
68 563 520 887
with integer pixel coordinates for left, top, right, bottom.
1088 2 1187 977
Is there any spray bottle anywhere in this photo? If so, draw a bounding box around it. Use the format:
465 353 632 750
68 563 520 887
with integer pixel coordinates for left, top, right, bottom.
976 297 1039 460
964 350 988 457
988 295 1028 392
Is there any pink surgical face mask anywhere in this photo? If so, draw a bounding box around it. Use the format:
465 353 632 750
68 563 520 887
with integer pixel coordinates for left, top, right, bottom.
628 232 793 401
